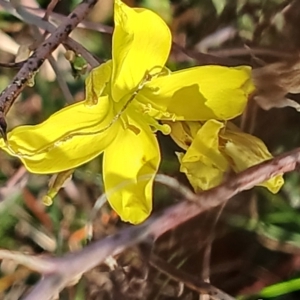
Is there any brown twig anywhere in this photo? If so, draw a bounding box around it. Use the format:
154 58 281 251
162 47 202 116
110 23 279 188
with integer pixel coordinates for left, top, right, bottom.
201 202 226 294
149 253 235 300
0 61 25 69
23 4 113 34
34 0 60 47
43 0 60 21
0 166 28 203
0 250 56 274
171 42 248 66
149 149 298 239
0 0 98 139
29 24 74 103
47 55 74 103
208 47 295 59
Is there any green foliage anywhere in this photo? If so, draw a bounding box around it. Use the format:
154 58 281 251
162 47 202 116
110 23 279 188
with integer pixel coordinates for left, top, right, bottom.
211 0 227 15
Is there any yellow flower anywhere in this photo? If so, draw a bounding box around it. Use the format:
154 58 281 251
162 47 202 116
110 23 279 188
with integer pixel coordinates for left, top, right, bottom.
0 0 254 224
168 120 284 193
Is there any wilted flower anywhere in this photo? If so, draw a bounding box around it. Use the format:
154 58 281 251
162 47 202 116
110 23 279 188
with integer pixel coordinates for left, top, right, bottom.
167 120 284 193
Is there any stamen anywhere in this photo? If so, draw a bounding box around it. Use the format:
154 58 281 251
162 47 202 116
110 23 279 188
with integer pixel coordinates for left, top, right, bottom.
141 103 176 121
43 169 74 206
143 113 171 135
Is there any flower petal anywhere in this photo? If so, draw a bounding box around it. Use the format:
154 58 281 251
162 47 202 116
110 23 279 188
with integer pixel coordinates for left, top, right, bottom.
178 120 229 191
178 152 224 192
139 65 254 120
103 115 160 224
0 96 118 173
165 121 202 150
85 60 112 104
221 130 284 193
112 0 171 102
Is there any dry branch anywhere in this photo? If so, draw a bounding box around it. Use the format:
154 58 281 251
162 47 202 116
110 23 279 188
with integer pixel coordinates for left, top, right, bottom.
10 146 300 299
150 253 235 300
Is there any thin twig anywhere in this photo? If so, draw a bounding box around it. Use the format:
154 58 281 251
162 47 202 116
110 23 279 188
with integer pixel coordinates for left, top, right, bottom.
23 5 113 34
0 61 25 69
43 0 59 21
171 43 247 66
208 47 295 59
0 166 28 204
47 55 74 103
0 250 56 273
201 202 226 297
29 25 74 103
150 253 235 300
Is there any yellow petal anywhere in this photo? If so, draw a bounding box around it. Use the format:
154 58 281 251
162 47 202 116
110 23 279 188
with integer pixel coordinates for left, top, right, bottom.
221 130 284 193
179 120 229 191
112 0 171 102
139 65 254 120
178 152 224 192
103 115 160 224
165 121 201 150
182 120 228 169
0 97 118 173
85 60 112 105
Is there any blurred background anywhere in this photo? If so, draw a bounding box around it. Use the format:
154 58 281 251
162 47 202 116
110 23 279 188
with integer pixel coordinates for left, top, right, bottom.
1 0 300 299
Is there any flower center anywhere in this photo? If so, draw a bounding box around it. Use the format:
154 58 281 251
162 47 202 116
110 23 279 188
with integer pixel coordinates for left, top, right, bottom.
113 66 172 134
